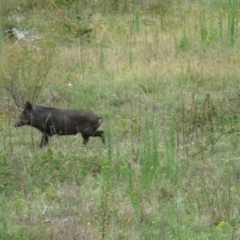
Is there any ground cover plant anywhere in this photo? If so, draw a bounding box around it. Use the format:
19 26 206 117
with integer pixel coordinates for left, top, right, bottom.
1 0 240 239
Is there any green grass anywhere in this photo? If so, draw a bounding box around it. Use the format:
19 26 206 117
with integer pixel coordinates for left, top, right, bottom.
1 0 240 239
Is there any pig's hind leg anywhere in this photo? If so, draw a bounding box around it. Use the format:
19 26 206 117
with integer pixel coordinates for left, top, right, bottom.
93 130 105 144
82 134 89 145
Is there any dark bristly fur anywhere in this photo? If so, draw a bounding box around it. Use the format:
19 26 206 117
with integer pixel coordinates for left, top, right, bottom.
14 101 105 147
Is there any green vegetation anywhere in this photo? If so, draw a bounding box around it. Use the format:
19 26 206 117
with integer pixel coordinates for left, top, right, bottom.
1 0 240 239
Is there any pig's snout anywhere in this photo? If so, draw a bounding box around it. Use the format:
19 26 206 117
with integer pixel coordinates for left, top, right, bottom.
14 120 22 127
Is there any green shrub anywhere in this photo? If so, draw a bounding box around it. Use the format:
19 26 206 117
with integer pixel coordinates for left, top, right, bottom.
0 40 56 107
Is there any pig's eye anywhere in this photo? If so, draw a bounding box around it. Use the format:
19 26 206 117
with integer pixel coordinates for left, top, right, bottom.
22 111 29 117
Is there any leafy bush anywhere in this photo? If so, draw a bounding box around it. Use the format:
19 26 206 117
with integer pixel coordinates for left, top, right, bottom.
0 39 56 107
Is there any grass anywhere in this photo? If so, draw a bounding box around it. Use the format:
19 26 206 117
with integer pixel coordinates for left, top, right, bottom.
1 0 240 239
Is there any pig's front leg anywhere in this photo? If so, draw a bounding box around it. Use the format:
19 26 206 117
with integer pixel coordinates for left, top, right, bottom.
40 133 49 147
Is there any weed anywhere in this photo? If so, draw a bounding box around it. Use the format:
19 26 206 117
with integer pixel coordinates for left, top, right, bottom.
0 40 56 107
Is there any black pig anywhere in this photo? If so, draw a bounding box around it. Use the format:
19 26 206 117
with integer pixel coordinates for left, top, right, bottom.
14 101 105 147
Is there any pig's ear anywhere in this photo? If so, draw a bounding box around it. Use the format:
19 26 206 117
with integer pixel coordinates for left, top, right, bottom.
25 101 32 111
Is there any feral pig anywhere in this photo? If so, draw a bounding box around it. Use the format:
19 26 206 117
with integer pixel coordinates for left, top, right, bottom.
14 101 105 147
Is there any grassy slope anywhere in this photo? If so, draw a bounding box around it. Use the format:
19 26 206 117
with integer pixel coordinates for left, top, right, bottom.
1 0 240 239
